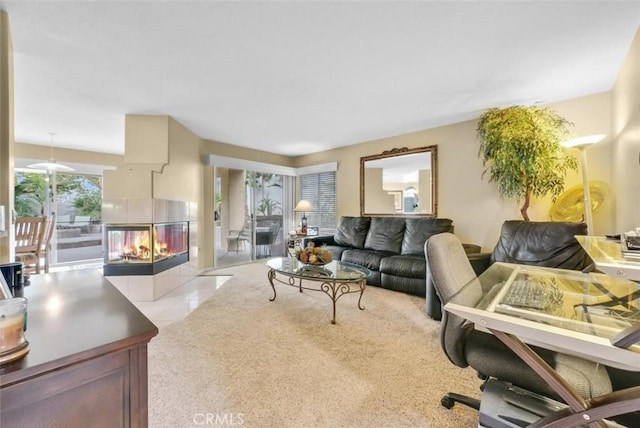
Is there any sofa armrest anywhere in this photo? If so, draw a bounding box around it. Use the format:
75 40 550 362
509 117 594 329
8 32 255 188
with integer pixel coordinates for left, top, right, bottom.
466 252 492 276
303 235 337 247
462 243 481 254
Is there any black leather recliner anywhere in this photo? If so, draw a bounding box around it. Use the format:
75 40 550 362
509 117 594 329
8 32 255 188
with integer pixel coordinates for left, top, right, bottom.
426 220 591 320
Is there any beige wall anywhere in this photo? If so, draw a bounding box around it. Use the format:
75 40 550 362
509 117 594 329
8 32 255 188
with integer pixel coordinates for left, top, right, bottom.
215 167 229 240
14 143 123 167
202 164 215 264
0 11 13 262
201 139 294 167
418 169 431 214
363 168 395 213
612 27 640 233
153 118 202 202
228 169 246 231
294 92 612 250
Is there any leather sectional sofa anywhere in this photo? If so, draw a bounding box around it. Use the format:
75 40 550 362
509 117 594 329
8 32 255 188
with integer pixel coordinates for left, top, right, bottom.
305 216 470 296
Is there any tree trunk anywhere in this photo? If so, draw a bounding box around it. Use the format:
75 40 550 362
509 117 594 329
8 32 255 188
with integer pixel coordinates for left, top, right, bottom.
520 191 530 221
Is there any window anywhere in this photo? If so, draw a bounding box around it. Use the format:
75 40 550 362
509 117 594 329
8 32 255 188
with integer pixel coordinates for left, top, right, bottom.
298 172 336 235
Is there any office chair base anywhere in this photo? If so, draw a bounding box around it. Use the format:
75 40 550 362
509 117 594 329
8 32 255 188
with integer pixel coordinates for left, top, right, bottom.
441 393 480 411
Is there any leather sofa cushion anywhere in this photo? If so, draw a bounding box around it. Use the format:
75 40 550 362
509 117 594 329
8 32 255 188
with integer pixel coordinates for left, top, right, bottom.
334 217 371 249
320 245 349 261
401 218 454 255
380 274 425 296
491 220 589 269
380 255 425 279
341 249 388 271
364 217 405 254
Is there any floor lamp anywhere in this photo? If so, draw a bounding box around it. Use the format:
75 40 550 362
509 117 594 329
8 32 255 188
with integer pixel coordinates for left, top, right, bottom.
562 134 606 235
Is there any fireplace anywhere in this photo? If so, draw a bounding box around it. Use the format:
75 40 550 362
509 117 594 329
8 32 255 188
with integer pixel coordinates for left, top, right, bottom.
104 222 189 276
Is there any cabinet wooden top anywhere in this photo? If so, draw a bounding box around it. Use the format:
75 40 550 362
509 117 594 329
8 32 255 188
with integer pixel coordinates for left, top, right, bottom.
0 270 158 384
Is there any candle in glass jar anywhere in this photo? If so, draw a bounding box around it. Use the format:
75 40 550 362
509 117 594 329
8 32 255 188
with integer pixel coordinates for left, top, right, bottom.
0 297 27 354
0 314 25 353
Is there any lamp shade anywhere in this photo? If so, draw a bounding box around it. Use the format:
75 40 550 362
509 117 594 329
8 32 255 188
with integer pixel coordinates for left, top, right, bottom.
562 134 606 149
28 133 74 172
294 200 314 212
27 160 74 172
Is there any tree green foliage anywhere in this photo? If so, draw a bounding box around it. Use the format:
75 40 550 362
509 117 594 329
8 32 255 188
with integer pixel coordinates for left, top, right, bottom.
14 173 48 216
257 195 281 216
246 172 283 216
477 106 578 220
73 190 102 221
14 192 42 217
14 172 102 220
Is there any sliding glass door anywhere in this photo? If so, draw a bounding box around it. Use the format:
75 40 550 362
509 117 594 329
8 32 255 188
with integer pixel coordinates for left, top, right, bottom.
250 172 285 260
215 168 253 267
14 169 103 269
214 168 289 268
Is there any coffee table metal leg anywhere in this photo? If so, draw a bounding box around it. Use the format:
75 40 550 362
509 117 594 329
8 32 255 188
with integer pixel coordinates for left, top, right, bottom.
317 281 337 324
266 268 367 324
357 280 366 310
331 297 337 325
268 269 277 301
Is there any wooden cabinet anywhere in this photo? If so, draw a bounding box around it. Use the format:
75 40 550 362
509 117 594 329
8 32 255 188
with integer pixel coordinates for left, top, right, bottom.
0 270 158 427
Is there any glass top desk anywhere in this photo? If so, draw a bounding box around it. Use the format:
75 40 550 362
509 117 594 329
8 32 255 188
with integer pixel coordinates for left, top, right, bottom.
445 263 640 427
576 235 640 282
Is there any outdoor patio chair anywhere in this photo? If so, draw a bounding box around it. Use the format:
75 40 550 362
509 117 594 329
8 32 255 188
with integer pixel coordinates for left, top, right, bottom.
227 222 251 253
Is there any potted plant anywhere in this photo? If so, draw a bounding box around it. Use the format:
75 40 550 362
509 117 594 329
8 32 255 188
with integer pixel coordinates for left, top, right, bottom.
477 106 578 220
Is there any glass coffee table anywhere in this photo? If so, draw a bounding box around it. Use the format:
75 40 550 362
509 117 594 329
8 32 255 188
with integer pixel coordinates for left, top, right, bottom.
266 257 371 324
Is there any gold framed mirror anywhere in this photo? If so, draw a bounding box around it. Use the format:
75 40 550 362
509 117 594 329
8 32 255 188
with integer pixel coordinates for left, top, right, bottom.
360 145 437 217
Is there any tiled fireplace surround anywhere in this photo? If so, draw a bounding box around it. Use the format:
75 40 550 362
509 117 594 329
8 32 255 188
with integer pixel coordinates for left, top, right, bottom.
102 198 198 301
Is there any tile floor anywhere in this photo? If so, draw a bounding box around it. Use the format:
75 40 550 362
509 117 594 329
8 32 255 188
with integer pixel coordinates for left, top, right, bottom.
132 275 231 329
50 261 231 329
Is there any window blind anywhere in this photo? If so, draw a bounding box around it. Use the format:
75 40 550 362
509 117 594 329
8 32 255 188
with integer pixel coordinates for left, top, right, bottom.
298 172 337 235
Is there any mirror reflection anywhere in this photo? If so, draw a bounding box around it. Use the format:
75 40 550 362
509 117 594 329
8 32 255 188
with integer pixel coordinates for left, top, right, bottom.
360 146 437 217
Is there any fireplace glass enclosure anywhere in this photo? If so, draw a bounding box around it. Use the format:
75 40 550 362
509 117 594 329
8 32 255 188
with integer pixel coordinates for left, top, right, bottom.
104 222 189 275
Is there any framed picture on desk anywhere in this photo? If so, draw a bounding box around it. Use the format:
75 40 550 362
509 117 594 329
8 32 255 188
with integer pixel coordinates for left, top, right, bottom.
306 227 319 236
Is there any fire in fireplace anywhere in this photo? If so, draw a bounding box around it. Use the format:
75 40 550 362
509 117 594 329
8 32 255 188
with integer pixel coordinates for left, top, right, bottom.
104 222 189 275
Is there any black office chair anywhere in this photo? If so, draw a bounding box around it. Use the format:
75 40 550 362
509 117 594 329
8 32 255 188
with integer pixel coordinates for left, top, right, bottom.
426 220 591 320
424 233 613 412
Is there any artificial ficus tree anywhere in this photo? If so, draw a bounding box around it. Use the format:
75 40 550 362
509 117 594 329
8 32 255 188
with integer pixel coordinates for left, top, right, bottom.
477 106 578 221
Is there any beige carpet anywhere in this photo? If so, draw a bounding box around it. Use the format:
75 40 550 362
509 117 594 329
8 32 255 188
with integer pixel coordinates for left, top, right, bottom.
148 262 481 427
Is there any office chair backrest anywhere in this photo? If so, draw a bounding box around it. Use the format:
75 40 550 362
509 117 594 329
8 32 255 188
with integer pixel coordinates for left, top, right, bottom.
425 233 483 368
491 220 589 269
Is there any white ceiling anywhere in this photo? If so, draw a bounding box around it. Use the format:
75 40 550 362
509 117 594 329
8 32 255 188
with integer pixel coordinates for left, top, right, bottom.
2 1 640 157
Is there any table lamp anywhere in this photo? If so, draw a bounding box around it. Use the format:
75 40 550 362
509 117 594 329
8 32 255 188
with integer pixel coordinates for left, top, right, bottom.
294 200 314 235
562 134 606 235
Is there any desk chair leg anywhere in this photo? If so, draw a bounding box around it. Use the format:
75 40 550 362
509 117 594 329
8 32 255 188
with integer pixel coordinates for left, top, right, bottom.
441 392 480 411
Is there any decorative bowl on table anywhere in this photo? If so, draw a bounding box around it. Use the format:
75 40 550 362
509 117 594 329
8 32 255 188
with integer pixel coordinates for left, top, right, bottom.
296 243 333 266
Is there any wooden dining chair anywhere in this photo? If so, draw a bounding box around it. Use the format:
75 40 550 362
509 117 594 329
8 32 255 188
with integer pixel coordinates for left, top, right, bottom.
42 215 56 273
15 216 48 275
